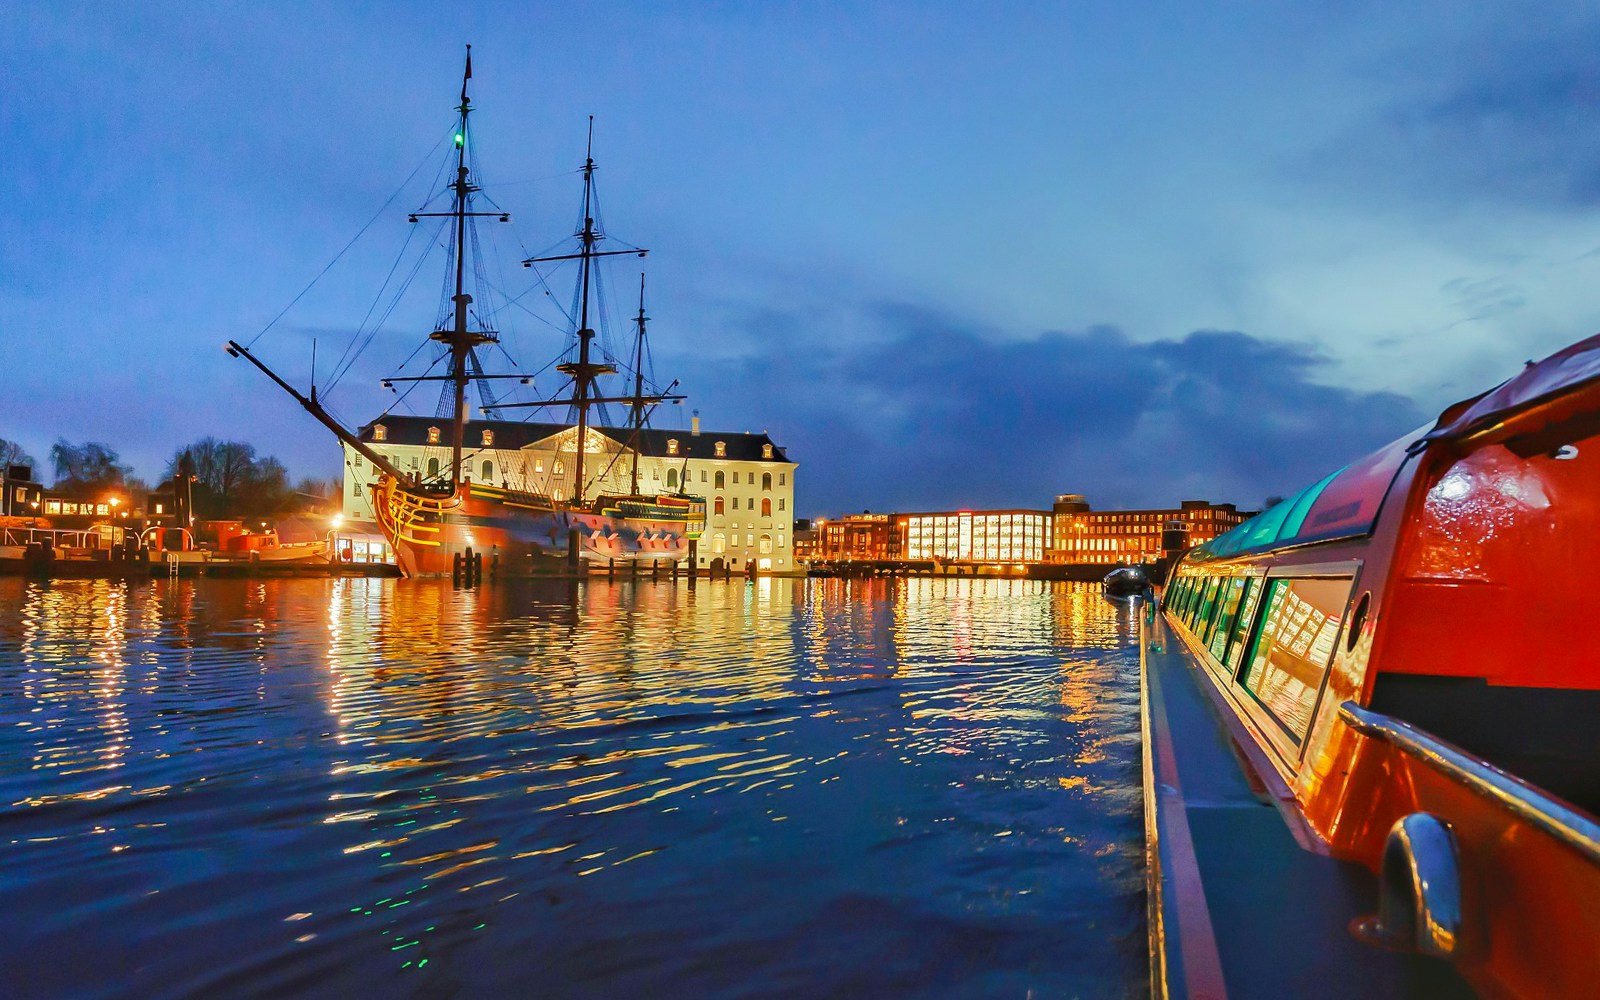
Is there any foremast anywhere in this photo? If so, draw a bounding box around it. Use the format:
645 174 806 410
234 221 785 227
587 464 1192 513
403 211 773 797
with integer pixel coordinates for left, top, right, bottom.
427 45 498 486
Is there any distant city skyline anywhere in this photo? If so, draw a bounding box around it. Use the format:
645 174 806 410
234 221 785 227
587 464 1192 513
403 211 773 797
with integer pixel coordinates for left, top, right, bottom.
5 3 1598 516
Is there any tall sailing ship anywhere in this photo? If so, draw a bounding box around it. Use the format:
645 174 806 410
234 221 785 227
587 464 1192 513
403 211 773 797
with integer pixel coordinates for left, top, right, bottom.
231 48 705 577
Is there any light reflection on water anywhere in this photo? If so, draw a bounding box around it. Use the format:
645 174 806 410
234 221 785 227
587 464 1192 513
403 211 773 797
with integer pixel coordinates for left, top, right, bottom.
0 576 1145 999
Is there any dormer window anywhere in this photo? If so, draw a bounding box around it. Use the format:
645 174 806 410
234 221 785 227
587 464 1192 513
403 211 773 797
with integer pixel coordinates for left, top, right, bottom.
427 426 441 444
667 438 679 456
761 443 773 459
481 429 494 447
714 440 727 458
372 424 387 442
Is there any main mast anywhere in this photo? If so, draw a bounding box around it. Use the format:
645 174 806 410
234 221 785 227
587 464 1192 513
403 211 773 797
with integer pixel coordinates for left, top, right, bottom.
629 273 647 495
570 123 600 504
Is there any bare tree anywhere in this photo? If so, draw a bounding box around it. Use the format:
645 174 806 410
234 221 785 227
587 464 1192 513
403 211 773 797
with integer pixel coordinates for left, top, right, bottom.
0 438 37 474
49 440 130 494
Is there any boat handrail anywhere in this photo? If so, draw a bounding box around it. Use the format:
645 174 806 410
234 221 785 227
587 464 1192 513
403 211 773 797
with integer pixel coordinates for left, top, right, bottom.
1339 701 1600 865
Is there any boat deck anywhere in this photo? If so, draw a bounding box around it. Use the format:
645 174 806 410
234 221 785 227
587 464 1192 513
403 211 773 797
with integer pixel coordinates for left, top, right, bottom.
1142 610 1475 999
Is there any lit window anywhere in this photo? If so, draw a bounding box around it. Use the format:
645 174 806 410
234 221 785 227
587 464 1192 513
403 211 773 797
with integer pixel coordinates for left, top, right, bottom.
761 498 771 516
667 439 679 456
715 441 727 457
712 532 726 554
762 443 773 459
554 460 564 475
427 426 441 444
373 424 387 442
482 429 494 446
759 534 773 554
535 459 545 473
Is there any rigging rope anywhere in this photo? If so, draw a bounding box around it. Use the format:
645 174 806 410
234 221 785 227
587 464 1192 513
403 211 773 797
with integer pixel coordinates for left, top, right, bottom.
244 131 449 350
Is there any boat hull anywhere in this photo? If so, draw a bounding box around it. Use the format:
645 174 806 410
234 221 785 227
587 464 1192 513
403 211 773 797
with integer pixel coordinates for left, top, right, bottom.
370 478 698 577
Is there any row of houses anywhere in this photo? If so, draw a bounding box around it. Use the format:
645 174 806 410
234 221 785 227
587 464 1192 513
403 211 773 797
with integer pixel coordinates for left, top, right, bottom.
797 495 1253 568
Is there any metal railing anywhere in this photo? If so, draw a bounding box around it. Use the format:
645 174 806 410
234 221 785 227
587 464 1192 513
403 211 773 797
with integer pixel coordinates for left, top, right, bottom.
1339 701 1600 865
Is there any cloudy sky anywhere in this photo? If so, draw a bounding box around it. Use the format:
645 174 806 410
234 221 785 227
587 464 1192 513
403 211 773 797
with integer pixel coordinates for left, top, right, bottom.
4 2 1598 515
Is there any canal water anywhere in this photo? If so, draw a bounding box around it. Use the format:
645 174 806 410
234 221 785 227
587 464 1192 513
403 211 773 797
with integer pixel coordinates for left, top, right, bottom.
0 576 1146 999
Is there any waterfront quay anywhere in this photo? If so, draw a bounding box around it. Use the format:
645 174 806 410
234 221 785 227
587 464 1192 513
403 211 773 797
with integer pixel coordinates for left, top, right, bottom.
0 575 1146 999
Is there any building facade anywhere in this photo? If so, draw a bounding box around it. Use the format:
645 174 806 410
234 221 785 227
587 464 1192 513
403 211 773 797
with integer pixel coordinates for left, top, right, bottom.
1051 495 1251 565
902 509 1051 563
814 513 901 561
340 416 798 572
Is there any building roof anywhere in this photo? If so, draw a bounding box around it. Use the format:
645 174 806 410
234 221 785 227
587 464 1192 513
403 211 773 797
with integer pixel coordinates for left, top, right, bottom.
357 416 791 464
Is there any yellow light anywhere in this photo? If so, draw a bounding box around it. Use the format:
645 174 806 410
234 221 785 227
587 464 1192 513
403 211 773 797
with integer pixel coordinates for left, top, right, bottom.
108 496 120 507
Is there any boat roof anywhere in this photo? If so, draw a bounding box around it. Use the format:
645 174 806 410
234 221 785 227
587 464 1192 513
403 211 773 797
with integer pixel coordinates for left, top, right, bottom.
358 415 791 463
1187 332 1600 564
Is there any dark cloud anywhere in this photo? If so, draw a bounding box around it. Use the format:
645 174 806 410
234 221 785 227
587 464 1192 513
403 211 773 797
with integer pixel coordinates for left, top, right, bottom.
671 304 1426 517
1319 16 1600 207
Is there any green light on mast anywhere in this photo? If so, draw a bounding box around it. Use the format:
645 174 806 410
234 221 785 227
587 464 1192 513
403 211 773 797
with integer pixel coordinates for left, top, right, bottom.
454 132 464 147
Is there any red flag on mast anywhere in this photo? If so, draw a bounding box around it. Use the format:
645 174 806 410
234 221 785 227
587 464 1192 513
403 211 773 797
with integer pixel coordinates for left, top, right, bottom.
461 46 472 103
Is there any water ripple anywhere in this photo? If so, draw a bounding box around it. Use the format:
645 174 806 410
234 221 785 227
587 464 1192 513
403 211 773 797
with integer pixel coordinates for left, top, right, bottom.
0 575 1145 999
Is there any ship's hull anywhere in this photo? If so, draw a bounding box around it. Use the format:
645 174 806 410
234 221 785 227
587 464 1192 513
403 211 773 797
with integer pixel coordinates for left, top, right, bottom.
370 478 700 577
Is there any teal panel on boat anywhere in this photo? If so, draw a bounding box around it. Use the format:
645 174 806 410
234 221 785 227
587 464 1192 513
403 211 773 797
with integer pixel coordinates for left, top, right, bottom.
1277 468 1342 542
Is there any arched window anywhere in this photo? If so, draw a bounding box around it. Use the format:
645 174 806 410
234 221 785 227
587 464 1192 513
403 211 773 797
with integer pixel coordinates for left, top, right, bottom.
427 457 440 478
714 441 727 457
667 468 678 489
712 532 726 554
759 534 773 554
761 498 771 517
482 460 493 481
762 443 773 459
372 424 387 442
762 472 772 491
714 496 725 515
714 471 725 489
427 426 441 444
553 460 565 476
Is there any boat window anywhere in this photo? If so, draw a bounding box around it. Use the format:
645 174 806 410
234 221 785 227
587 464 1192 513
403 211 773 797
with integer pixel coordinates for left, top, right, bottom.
1224 578 1265 676
1239 577 1353 744
715 471 725 489
1207 577 1249 662
1189 577 1221 630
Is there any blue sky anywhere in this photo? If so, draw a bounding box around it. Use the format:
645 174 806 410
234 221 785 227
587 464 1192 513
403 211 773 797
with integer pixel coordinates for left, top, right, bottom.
3 2 1598 515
